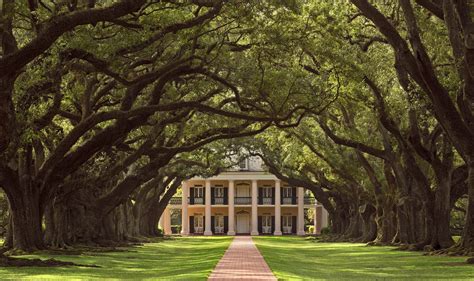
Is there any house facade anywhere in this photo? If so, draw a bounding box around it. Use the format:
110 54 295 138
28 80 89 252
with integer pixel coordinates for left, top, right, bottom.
160 157 329 236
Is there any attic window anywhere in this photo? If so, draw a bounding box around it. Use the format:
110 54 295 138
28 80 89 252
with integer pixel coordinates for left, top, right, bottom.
239 159 248 170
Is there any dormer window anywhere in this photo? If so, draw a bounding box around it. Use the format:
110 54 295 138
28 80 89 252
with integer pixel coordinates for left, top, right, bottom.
239 159 248 170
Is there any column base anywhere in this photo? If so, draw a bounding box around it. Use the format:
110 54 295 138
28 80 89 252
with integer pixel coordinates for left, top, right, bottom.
273 231 282 236
297 231 306 236
251 231 259 236
227 231 236 236
204 231 213 236
181 231 189 236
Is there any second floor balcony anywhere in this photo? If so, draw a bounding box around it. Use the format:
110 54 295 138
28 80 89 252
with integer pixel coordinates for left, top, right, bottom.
235 197 252 205
304 197 315 205
170 197 182 205
175 195 313 206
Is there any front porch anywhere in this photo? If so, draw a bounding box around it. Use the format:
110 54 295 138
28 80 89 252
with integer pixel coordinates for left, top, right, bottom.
161 205 319 236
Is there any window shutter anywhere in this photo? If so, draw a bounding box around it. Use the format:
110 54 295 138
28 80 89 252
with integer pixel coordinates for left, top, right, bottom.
190 188 195 204
291 187 297 204
211 216 215 234
292 216 297 234
189 216 195 234
211 187 215 205
281 216 284 233
258 188 263 204
271 187 275 204
224 188 228 205
271 216 275 234
258 216 263 234
224 216 229 234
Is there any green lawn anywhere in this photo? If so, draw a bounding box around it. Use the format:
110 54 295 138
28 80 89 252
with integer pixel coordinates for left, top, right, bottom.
254 236 474 280
0 237 232 280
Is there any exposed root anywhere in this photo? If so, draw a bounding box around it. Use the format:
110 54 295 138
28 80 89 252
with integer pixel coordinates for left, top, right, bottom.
366 241 393 246
424 243 474 258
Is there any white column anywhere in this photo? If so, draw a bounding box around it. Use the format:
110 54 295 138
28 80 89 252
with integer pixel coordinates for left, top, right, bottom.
251 179 259 235
159 214 164 230
181 181 189 235
163 208 172 235
322 205 329 228
315 204 323 234
204 179 212 235
313 202 318 235
274 179 282 235
228 180 236 235
297 187 305 236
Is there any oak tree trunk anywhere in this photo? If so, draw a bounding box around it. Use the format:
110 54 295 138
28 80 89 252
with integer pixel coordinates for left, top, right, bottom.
459 164 474 253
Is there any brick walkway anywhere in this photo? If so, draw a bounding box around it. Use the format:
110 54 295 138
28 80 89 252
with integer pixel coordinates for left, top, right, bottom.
208 236 277 281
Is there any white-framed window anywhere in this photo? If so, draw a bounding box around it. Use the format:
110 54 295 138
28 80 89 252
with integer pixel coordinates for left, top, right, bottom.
282 186 292 197
195 186 204 198
262 215 272 234
214 186 224 198
262 186 273 204
239 159 248 170
215 215 224 234
262 186 273 197
194 186 204 204
195 215 204 234
282 215 292 234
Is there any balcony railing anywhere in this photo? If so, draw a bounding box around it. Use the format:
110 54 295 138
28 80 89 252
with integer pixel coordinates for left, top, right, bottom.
235 197 252 205
193 197 204 205
175 196 311 206
262 226 272 234
170 197 182 205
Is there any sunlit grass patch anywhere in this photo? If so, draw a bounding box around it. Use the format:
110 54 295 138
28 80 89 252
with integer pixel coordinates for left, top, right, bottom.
0 236 232 280
254 236 473 280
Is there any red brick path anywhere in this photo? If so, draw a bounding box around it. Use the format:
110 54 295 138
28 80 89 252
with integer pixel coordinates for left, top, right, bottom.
208 236 277 281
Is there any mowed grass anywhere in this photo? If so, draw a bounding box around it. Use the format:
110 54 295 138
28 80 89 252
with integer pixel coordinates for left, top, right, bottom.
0 236 232 280
254 236 474 280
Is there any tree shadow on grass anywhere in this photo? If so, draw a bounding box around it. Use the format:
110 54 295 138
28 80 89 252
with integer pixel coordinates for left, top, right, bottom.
254 236 474 280
0 237 233 280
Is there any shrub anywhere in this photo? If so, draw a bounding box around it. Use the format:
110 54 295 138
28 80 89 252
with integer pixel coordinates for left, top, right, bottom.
308 225 315 234
171 225 181 234
321 227 331 235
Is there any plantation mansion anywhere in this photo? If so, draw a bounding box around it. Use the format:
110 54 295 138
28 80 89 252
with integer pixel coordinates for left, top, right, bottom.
160 157 328 236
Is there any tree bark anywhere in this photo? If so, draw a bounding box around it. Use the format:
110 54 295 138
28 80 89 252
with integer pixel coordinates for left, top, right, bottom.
459 164 474 253
7 191 44 251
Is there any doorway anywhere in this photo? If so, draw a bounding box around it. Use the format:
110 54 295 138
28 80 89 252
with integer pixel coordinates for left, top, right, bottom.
236 211 250 234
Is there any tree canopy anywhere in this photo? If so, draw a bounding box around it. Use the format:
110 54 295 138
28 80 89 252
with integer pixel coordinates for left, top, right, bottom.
0 0 473 260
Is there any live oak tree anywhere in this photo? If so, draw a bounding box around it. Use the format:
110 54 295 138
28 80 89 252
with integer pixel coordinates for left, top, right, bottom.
0 0 327 252
0 0 472 263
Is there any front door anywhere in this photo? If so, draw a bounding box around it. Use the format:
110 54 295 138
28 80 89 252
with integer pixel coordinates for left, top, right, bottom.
236 213 250 234
215 215 224 234
236 185 250 197
194 215 204 234
283 215 292 234
262 215 272 234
